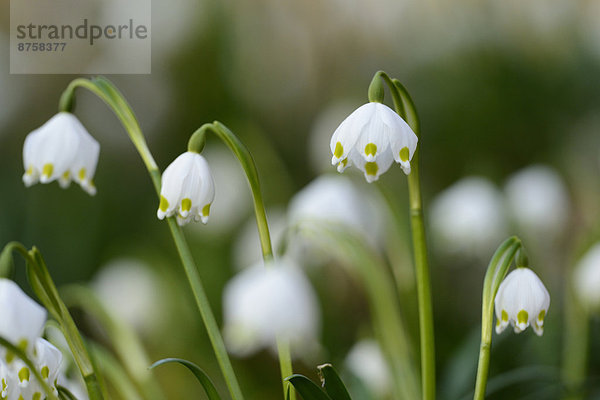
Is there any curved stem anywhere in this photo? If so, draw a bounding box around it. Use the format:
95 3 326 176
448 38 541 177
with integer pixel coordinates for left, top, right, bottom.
473 237 521 400
59 78 244 400
188 122 294 400
378 73 434 400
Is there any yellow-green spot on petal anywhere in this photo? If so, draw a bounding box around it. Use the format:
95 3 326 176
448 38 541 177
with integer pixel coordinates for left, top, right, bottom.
17 339 28 352
181 198 192 212
501 310 508 322
32 393 41 400
62 171 70 180
42 163 54 178
202 204 211 216
365 143 377 156
517 310 529 325
78 168 86 181
496 319 500 327
26 166 33 175
341 158 348 167
365 162 378 176
399 146 410 162
159 195 169 212
18 367 29 383
18 396 24 400
334 142 344 158
5 352 14 364
41 366 49 379
538 310 546 321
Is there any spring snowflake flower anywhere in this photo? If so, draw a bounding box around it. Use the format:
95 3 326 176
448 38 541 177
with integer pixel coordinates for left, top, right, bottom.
22 112 100 195
157 151 215 226
494 268 550 336
223 259 320 358
0 280 63 400
330 102 418 182
573 243 600 312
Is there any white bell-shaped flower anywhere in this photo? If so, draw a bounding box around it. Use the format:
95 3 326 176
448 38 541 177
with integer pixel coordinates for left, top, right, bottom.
0 279 46 360
157 151 215 226
573 243 600 313
22 112 100 195
494 268 550 336
222 259 320 358
330 102 418 182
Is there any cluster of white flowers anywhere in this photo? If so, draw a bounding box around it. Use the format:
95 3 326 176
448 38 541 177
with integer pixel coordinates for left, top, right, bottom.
494 267 550 336
0 279 63 400
22 113 100 196
430 166 570 261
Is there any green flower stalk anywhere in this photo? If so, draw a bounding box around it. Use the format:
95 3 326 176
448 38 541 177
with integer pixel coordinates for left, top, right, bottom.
183 122 294 400
473 238 550 400
330 70 435 400
57 78 244 400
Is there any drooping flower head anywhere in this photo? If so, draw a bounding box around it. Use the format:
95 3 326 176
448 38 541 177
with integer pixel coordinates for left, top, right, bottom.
494 267 550 336
330 102 418 182
23 112 100 195
157 151 215 226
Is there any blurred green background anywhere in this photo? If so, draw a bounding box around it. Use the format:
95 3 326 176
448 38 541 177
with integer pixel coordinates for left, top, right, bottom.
1 0 600 399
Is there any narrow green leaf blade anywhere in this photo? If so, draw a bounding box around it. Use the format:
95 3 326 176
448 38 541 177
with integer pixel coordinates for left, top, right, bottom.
150 358 222 400
286 375 332 400
318 364 352 400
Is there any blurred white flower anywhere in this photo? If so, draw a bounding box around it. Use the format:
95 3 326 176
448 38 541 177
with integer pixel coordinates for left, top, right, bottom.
495 268 550 336
288 175 383 249
223 259 320 358
345 339 391 398
22 112 100 195
92 259 165 334
330 102 418 182
505 165 570 239
430 177 508 261
573 243 600 313
157 151 215 226
0 279 46 357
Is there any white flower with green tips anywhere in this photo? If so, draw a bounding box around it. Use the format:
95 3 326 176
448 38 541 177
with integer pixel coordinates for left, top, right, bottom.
0 279 46 361
157 151 215 226
22 112 100 195
330 102 418 182
494 268 550 336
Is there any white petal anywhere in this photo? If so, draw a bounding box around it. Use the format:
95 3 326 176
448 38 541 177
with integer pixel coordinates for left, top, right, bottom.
330 104 374 165
158 152 195 219
355 103 391 162
0 279 46 354
349 145 394 183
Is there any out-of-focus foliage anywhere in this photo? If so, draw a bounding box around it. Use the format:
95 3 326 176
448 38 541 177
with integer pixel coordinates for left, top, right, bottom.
1 0 600 398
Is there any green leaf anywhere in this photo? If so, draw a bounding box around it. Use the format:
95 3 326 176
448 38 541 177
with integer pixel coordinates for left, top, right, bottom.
150 358 222 400
318 364 352 400
285 375 332 400
0 246 14 278
57 385 79 400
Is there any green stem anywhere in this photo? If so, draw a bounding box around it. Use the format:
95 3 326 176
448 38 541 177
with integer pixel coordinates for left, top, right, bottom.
188 122 294 400
59 78 244 400
473 237 521 400
377 72 433 400
562 273 589 400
